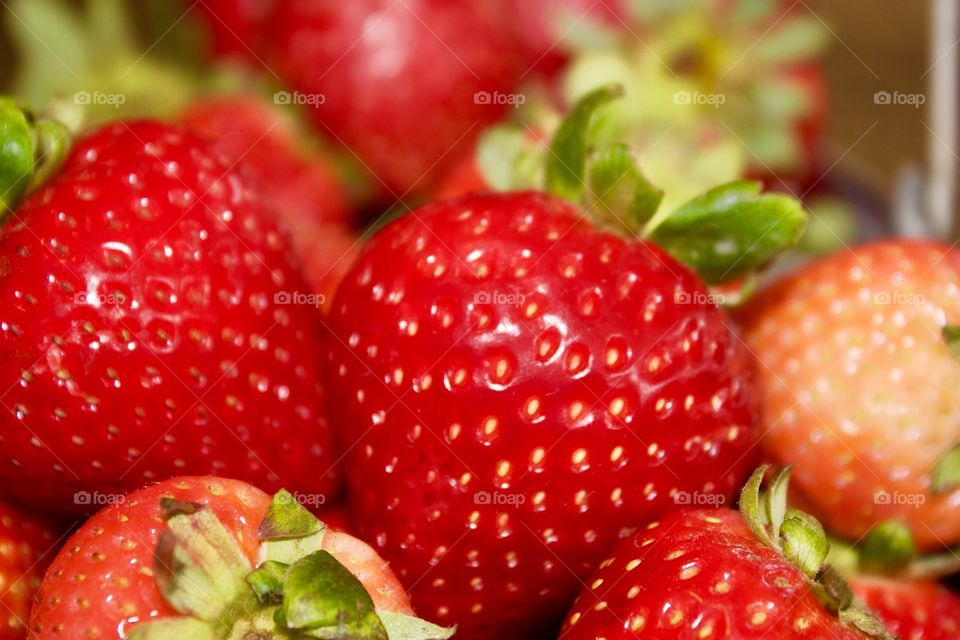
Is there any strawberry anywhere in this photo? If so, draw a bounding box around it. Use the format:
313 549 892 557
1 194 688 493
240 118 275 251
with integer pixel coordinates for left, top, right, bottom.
193 0 275 60
264 0 524 196
30 476 453 639
738 240 960 550
559 466 894 639
0 497 59 640
325 87 807 638
849 576 960 640
0 111 338 514
181 97 359 311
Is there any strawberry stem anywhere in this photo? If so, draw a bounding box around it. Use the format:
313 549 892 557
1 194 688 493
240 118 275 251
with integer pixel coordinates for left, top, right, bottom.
0 99 70 217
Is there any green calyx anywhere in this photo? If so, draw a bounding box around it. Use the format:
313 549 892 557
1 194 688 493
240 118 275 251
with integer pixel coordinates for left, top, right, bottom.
827 519 960 581
130 489 454 640
0 98 71 217
478 84 807 285
739 466 894 640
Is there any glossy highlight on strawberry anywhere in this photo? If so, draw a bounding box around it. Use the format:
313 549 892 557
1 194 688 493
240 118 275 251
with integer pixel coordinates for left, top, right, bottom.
325 190 760 638
0 120 338 513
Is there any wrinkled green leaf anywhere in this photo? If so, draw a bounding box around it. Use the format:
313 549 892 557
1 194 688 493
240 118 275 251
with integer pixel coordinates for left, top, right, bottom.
649 181 807 284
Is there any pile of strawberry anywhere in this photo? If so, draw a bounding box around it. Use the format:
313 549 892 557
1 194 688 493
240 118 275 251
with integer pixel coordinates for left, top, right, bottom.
0 1 957 639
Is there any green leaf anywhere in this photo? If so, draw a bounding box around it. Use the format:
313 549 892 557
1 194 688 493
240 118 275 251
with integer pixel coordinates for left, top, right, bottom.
648 181 807 284
0 100 34 214
154 507 252 620
931 444 960 494
739 465 772 548
858 520 917 574
246 560 288 606
127 618 215 640
585 143 663 234
943 326 960 360
377 612 457 640
765 465 793 543
259 490 325 540
545 84 624 202
780 509 828 579
281 551 387 639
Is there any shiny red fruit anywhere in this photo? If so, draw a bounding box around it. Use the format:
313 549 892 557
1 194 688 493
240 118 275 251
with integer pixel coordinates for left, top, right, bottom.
0 121 337 514
326 191 759 639
266 0 524 196
193 0 274 59
560 509 865 639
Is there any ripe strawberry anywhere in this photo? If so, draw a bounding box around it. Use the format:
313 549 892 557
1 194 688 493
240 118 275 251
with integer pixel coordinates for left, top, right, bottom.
30 476 452 639
265 0 524 196
193 0 275 60
738 240 960 550
0 115 338 513
0 498 59 640
849 576 960 640
560 466 894 639
326 86 807 639
181 97 359 311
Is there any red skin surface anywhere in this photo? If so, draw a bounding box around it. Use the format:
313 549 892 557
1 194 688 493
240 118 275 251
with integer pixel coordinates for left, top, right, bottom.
29 477 412 638
850 576 960 640
181 97 351 227
560 509 865 639
738 240 960 550
266 0 524 197
193 0 274 60
0 121 338 515
182 97 359 312
325 191 759 639
0 499 59 640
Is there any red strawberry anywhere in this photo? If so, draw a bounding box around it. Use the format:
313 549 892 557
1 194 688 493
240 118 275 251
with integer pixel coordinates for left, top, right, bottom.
193 0 275 60
0 115 338 514
559 466 894 639
738 240 960 550
325 86 808 639
850 576 960 640
327 191 769 637
180 97 351 227
181 97 359 311
0 498 59 640
30 476 452 638
265 0 524 196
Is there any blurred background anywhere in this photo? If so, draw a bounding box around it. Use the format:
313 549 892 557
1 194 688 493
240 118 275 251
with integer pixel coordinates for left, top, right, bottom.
0 0 934 187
